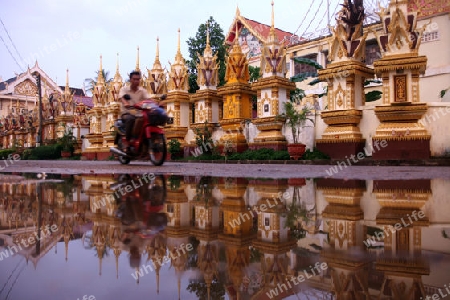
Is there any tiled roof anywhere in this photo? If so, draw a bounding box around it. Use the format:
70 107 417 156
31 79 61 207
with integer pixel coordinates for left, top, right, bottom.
0 77 17 91
74 96 93 108
59 86 85 96
408 0 450 18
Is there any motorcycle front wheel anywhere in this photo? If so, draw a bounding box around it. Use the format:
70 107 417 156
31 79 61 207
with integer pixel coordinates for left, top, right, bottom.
148 133 166 166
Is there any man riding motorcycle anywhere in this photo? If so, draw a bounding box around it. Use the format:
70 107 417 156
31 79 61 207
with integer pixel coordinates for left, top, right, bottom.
118 70 149 152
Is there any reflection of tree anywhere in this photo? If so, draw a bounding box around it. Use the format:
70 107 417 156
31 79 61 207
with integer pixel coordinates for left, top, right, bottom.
194 176 218 208
94 245 110 258
186 278 226 300
283 187 315 240
249 246 262 263
186 236 200 268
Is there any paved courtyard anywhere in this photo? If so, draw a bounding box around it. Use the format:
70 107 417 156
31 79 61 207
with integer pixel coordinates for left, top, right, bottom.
3 160 450 180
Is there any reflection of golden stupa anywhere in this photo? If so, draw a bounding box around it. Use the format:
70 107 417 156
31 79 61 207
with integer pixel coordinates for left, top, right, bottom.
218 24 255 154
218 178 254 299
251 178 296 298
373 180 431 298
146 232 167 290
371 0 431 159
165 176 190 237
250 1 296 151
318 179 371 298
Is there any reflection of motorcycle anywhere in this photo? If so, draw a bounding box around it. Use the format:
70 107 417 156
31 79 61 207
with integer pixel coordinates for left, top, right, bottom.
113 174 167 237
110 96 173 166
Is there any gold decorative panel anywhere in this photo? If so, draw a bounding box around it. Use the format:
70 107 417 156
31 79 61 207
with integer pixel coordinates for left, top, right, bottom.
394 75 407 102
14 79 38 96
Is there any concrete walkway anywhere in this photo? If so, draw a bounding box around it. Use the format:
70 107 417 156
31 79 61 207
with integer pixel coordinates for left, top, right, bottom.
3 160 450 180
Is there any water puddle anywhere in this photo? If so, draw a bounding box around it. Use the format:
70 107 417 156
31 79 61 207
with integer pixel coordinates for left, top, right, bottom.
0 173 449 299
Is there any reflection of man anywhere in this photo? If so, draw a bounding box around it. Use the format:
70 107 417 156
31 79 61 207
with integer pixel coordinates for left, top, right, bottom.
118 71 149 150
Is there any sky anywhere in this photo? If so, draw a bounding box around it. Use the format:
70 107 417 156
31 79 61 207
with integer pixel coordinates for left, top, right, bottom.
0 0 386 91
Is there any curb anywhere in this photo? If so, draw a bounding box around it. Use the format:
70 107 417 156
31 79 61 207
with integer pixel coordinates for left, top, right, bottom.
178 158 450 166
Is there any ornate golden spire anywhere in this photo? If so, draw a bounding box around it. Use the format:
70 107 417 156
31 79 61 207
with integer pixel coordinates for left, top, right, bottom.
97 55 105 84
135 46 140 71
114 53 122 82
271 1 275 28
224 23 250 84
152 37 163 70
197 21 219 89
205 22 211 54
65 69 69 90
146 36 167 95
174 28 183 63
167 29 189 91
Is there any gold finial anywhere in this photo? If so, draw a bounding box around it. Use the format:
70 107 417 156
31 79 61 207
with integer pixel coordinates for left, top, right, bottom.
65 69 69 88
271 1 275 29
116 53 120 73
234 22 239 45
177 28 181 53
206 21 210 47
156 37 160 61
136 46 140 71
98 55 105 83
236 5 240 16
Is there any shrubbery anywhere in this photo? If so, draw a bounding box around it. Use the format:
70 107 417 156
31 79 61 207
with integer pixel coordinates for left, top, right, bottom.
0 149 16 160
186 147 329 161
22 144 63 160
227 148 290 160
301 148 330 160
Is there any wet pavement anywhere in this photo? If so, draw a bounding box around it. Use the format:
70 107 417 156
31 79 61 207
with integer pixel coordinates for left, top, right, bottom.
4 160 450 180
0 172 449 299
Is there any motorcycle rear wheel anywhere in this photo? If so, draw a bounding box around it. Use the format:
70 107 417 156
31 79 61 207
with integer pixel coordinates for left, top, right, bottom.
117 138 131 165
148 133 166 166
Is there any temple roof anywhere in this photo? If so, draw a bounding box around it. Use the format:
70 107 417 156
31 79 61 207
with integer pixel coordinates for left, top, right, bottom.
225 14 298 47
74 95 94 108
0 77 17 92
58 86 85 96
409 0 450 18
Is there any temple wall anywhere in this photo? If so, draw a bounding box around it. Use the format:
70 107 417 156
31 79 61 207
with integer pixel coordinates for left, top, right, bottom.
419 14 450 103
313 101 450 157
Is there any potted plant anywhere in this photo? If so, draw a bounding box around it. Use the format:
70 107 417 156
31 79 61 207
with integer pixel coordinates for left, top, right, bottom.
282 101 314 160
168 139 182 160
58 125 76 157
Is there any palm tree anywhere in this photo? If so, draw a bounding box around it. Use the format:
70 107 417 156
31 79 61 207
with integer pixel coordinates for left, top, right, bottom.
84 69 112 96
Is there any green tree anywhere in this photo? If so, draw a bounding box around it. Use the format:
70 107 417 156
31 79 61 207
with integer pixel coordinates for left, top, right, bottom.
249 65 261 83
84 69 112 96
186 17 227 93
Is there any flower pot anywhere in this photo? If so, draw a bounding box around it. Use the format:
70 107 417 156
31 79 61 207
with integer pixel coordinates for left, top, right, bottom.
61 151 72 158
288 178 306 186
287 143 306 160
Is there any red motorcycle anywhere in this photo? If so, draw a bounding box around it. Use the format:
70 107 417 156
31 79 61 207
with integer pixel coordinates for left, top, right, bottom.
110 97 173 166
